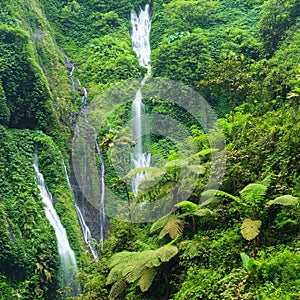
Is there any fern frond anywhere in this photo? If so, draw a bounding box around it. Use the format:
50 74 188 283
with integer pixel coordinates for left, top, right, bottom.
267 195 299 206
175 200 199 212
240 183 267 204
140 250 161 268
138 268 157 292
123 262 147 283
122 167 151 182
260 174 272 188
201 189 242 204
198 148 218 157
199 196 222 207
107 264 125 285
241 218 262 241
193 208 212 217
108 278 127 300
155 245 178 262
109 251 138 268
158 215 185 239
150 214 171 234
134 240 152 251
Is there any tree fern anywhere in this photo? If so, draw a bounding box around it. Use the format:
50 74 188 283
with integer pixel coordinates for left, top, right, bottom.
107 245 179 294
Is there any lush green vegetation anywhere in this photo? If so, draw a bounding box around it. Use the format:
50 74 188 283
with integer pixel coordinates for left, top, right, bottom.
0 0 299 299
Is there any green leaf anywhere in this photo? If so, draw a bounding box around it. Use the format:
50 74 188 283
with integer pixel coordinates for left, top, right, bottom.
241 218 262 241
165 159 188 169
240 252 256 272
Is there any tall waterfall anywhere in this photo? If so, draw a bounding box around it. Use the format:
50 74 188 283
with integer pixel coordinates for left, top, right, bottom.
62 160 98 261
95 141 106 250
130 4 152 195
33 154 80 297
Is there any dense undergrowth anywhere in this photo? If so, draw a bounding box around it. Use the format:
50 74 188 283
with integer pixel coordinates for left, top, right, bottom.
0 0 299 299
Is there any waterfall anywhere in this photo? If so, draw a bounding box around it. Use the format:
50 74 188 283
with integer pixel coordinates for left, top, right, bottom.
61 49 107 250
130 4 152 195
130 4 152 74
62 160 98 261
95 141 106 251
33 154 80 297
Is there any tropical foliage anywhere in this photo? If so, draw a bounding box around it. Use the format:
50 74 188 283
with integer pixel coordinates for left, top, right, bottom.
0 0 299 299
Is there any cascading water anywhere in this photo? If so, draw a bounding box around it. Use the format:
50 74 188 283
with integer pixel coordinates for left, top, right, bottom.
130 4 152 195
33 154 80 297
62 160 98 261
95 141 106 250
62 50 107 250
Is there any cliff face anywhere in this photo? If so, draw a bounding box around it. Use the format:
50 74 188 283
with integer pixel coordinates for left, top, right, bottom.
0 1 85 298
